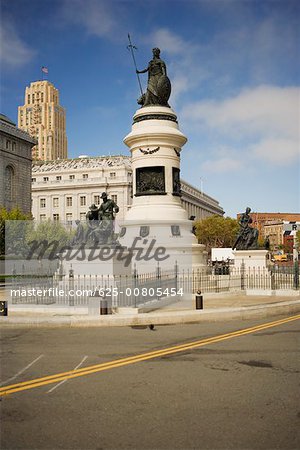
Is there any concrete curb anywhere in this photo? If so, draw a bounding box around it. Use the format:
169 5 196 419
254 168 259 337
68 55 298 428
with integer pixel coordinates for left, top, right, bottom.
0 299 299 328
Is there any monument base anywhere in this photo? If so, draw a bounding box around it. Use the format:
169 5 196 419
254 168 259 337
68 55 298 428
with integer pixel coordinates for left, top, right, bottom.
58 247 132 278
119 219 207 272
120 104 207 273
233 249 270 270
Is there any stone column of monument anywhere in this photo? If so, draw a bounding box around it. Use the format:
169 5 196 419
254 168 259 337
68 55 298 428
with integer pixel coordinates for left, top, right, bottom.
119 47 206 271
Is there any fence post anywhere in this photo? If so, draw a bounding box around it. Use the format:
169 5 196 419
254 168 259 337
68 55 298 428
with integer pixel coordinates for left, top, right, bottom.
195 290 203 309
156 263 161 280
241 262 245 291
270 267 275 291
294 261 299 290
100 298 108 315
69 270 75 306
133 264 138 308
174 261 178 292
156 263 161 301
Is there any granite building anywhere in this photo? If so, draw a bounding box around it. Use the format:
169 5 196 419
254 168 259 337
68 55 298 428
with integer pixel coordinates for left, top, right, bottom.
0 114 36 215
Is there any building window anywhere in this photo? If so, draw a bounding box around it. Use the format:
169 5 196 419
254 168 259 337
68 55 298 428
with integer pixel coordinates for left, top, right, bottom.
56 176 61 181
80 212 86 221
80 196 86 206
110 172 116 178
12 142 16 152
28 94 30 104
66 197 72 207
4 165 14 203
40 214 46 221
66 213 72 224
6 140 10 150
41 93 44 102
40 198 46 208
69 175 75 180
111 195 118 204
53 198 59 208
94 195 100 205
83 174 88 179
32 94 35 103
32 177 36 182
43 177 49 182
53 214 59 221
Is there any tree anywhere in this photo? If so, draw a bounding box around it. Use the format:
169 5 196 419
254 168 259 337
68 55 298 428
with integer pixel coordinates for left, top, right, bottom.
194 215 239 252
25 219 73 258
0 207 31 256
296 230 300 251
257 236 266 249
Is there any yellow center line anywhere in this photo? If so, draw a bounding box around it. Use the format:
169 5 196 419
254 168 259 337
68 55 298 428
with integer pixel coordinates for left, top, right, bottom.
1 314 299 397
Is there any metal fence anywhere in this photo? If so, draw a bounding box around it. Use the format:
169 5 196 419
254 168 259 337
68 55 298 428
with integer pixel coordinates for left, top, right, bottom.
8 263 299 307
9 266 178 308
181 265 299 293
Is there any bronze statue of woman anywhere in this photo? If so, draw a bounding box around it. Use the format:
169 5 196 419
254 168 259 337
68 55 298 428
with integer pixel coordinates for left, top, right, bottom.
136 48 171 107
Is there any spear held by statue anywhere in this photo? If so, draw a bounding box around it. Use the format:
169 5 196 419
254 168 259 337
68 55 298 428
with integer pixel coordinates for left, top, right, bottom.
127 33 144 97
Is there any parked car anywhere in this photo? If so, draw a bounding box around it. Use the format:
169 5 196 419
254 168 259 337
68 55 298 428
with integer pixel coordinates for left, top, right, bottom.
272 251 288 262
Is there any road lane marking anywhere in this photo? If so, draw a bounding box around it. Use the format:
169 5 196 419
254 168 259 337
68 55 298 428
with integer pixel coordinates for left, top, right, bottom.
1 314 299 397
47 356 88 393
0 354 44 386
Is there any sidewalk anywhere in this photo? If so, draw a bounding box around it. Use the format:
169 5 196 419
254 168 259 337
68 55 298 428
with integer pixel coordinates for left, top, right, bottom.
0 292 299 327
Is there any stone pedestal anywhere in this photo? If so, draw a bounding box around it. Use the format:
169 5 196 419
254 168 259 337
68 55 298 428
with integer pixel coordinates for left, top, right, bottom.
119 105 206 272
59 247 132 278
233 249 270 270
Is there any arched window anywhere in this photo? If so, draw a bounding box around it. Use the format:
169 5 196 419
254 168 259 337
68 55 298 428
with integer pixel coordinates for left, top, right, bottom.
5 165 15 205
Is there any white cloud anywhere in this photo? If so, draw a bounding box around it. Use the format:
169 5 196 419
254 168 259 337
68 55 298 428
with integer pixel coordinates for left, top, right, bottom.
182 85 300 168
182 85 299 139
60 0 116 38
201 157 243 173
251 138 299 166
0 20 36 69
148 28 187 55
171 75 189 102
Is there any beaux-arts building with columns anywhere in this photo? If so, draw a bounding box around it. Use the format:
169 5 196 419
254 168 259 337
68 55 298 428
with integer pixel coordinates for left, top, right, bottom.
31 155 224 224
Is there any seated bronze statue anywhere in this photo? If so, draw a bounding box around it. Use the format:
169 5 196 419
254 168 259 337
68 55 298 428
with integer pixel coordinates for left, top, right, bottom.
232 207 259 250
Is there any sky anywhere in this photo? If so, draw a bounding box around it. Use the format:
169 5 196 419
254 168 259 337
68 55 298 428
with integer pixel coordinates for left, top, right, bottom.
1 0 299 218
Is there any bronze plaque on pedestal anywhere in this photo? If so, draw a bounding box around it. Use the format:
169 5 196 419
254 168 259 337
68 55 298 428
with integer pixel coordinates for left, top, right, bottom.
135 166 166 196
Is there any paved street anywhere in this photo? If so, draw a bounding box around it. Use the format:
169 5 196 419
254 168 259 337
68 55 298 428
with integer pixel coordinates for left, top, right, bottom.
1 315 299 449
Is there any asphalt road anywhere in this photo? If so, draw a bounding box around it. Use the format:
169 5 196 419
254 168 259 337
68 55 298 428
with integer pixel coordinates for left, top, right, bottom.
1 315 299 450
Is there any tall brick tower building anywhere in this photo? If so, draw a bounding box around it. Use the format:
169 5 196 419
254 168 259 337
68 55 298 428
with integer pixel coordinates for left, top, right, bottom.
18 80 67 161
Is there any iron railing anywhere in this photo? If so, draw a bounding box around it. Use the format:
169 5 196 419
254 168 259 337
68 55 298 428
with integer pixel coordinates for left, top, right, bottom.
8 264 299 307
